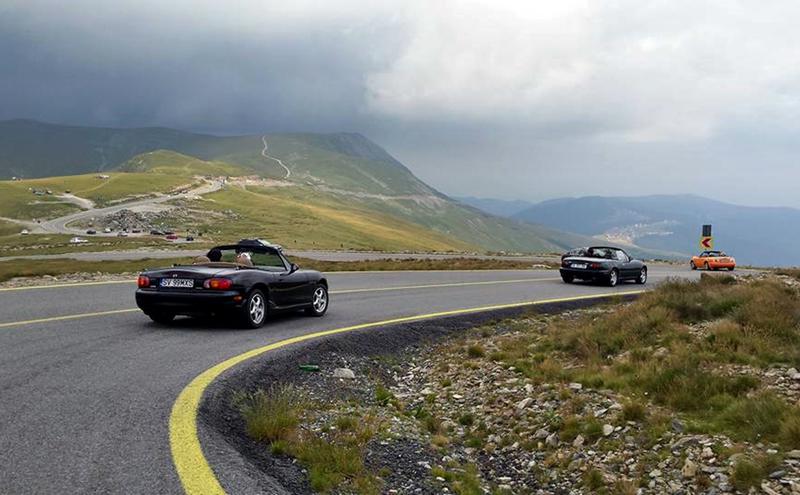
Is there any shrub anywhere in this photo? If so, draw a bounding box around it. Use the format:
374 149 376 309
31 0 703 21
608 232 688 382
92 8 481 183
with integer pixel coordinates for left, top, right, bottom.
375 384 394 406
730 455 780 492
458 413 475 426
239 386 303 443
622 400 647 422
634 350 757 412
466 344 485 358
294 437 366 492
719 392 789 441
583 468 605 491
780 414 800 449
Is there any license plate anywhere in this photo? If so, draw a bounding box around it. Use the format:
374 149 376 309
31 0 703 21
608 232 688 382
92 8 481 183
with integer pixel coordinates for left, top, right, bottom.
160 278 194 288
571 263 588 269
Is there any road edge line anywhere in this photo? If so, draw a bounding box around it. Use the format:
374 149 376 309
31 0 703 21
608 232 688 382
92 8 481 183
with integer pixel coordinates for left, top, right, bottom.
169 289 645 495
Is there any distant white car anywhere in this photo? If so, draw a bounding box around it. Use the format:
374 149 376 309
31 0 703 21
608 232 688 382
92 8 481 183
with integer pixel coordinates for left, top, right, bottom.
103 227 112 233
70 237 88 244
117 231 128 237
20 229 29 235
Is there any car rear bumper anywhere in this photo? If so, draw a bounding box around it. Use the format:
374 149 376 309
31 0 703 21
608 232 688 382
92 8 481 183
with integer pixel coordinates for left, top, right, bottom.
559 268 611 279
135 289 243 315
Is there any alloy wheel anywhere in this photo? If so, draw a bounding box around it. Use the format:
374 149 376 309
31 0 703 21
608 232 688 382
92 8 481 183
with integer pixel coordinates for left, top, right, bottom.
312 287 328 313
249 293 265 325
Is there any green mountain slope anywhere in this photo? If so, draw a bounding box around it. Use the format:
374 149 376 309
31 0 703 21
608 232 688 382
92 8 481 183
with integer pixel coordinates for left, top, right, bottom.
0 119 602 253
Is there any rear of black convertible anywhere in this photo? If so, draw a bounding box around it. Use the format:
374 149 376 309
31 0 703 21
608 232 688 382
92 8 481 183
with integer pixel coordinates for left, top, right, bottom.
135 265 246 319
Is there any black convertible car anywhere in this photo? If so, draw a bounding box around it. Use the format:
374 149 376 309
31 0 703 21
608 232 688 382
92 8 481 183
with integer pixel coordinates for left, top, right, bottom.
559 246 647 287
135 239 328 328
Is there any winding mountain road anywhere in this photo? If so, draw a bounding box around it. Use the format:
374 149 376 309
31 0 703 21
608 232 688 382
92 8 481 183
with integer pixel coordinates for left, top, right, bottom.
30 180 224 236
0 265 702 494
261 136 291 179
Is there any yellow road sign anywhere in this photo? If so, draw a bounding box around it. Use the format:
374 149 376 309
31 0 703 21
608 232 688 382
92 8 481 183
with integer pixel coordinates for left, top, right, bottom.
700 236 714 250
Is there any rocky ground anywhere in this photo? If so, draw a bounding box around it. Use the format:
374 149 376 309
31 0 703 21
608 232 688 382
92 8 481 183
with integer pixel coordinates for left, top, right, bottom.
243 273 800 494
72 203 238 233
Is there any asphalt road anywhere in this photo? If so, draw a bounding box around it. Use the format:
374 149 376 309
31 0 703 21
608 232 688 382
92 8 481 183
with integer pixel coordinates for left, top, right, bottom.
0 266 700 494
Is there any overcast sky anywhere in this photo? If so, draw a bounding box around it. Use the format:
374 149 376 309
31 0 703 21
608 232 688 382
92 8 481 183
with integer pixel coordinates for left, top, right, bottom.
3 1 800 207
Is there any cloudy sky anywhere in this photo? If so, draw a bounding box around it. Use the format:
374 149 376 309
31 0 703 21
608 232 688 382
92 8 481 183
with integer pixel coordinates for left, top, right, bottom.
3 0 800 206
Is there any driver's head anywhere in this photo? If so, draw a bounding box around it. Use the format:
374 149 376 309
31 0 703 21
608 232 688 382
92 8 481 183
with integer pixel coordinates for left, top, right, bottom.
236 252 253 266
207 248 222 262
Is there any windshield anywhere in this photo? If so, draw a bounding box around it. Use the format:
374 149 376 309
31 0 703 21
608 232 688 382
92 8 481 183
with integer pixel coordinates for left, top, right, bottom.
586 247 616 259
208 248 288 271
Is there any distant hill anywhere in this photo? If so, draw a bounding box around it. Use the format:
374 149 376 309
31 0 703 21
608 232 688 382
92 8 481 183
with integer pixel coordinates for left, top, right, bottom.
513 194 800 266
455 196 535 218
0 119 604 254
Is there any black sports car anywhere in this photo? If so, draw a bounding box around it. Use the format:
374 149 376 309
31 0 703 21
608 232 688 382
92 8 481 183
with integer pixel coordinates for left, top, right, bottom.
559 246 647 287
135 239 328 328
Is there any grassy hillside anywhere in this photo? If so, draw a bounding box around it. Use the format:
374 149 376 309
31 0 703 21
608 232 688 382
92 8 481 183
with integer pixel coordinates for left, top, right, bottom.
118 150 250 177
0 119 610 254
194 186 473 252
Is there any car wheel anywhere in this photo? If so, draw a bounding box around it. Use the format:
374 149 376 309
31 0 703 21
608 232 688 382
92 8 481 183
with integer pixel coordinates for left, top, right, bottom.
305 284 329 317
728 267 735 271
690 261 696 270
636 267 647 285
607 269 619 287
148 312 175 324
241 289 267 328
561 273 574 284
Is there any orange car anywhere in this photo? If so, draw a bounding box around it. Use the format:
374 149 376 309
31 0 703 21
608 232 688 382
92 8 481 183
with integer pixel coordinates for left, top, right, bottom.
691 250 736 271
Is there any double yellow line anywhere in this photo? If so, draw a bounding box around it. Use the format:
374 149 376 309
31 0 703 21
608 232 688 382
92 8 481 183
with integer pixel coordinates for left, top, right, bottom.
169 290 644 495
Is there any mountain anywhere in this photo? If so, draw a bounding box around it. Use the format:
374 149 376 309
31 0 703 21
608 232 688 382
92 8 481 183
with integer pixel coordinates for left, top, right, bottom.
514 194 800 266
0 119 602 254
455 196 535 218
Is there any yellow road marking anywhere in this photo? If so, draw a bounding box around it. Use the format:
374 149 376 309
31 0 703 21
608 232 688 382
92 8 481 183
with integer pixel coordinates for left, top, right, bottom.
0 308 139 329
169 289 645 495
331 277 559 294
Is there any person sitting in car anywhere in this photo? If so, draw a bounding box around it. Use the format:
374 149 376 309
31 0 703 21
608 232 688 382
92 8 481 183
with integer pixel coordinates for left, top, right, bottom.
235 252 253 266
207 248 222 262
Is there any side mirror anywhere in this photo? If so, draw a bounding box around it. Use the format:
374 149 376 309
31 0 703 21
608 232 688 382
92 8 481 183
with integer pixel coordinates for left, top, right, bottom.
290 263 299 273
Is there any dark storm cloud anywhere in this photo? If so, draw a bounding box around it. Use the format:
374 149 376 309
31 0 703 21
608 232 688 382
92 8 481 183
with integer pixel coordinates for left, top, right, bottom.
0 1 402 133
3 1 800 207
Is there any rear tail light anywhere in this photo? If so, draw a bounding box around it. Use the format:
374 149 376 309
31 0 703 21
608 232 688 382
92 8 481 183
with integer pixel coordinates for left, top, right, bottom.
590 263 602 269
137 275 150 288
204 278 232 290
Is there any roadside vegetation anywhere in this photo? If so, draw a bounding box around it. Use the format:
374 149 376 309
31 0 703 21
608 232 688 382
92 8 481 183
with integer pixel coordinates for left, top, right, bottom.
234 273 800 493
236 386 384 493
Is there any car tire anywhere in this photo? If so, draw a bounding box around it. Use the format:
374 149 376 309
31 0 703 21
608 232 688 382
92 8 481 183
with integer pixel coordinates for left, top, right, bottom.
240 289 267 328
305 284 329 317
561 273 574 284
148 312 175 325
607 269 619 287
690 261 696 270
636 267 647 285
728 267 735 271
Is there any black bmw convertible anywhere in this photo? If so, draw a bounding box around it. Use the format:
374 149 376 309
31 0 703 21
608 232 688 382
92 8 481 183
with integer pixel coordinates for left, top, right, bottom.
559 246 647 287
135 239 328 328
